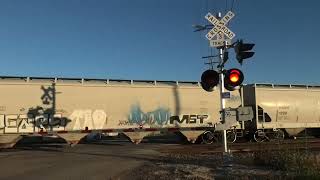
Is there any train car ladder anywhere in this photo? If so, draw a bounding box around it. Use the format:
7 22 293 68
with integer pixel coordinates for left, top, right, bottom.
257 106 265 123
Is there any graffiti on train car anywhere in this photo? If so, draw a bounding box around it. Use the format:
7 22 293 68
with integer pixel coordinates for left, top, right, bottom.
69 109 108 129
0 109 108 133
169 115 209 124
126 104 171 126
0 114 68 133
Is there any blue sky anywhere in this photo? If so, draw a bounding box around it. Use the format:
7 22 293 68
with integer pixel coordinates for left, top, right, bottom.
0 0 319 84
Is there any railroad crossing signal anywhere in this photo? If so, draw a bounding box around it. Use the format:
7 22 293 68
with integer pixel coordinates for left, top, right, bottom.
196 11 254 153
205 11 236 41
234 40 255 65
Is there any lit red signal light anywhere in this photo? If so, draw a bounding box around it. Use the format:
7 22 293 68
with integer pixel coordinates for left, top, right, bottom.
200 68 244 92
229 69 241 83
224 68 244 91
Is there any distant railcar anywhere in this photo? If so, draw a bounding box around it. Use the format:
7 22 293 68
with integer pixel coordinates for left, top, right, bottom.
243 84 320 142
0 76 242 148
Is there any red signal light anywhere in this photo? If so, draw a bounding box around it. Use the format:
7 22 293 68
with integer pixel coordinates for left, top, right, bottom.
229 69 241 83
224 68 244 91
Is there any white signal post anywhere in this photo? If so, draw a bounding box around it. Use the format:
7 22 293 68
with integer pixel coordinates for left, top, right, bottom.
219 45 228 154
205 11 236 153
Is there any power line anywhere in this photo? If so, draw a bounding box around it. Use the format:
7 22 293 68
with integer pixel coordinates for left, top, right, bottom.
230 0 236 11
225 0 228 14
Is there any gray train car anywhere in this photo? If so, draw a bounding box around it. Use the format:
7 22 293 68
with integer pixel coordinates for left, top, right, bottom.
243 83 320 142
0 76 242 148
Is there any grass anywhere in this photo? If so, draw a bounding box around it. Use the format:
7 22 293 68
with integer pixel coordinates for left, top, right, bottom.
250 143 320 178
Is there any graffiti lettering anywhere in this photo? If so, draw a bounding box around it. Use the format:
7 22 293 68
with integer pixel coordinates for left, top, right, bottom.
18 114 34 133
0 110 109 133
0 114 65 133
169 115 209 124
0 115 4 129
69 109 107 130
127 104 170 126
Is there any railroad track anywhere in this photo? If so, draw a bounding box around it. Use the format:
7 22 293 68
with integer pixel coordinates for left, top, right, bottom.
4 136 320 154
158 138 320 154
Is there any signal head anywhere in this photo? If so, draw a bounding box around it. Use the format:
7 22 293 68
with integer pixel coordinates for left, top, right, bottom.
234 40 255 64
224 68 244 91
200 69 219 92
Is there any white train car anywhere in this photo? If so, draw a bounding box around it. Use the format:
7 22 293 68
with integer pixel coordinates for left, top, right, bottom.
243 83 320 141
0 76 242 148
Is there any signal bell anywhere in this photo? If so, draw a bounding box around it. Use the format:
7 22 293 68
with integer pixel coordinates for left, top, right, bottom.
224 68 244 91
200 69 219 92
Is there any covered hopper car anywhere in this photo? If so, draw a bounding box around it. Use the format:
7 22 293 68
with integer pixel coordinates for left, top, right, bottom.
243 83 320 142
0 76 242 148
0 76 319 148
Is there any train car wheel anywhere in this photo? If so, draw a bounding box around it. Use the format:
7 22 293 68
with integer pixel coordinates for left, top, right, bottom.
254 130 267 142
201 131 217 144
227 130 237 143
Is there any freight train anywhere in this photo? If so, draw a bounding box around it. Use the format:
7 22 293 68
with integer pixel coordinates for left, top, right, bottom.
0 76 319 148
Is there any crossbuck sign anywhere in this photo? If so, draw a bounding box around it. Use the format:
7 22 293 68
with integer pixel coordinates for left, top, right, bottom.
205 11 235 41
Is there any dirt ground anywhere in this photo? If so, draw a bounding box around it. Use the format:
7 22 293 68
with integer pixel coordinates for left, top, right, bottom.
120 153 284 180
1 136 319 180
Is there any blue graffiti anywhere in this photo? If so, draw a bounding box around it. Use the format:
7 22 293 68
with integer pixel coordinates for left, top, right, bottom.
127 104 170 125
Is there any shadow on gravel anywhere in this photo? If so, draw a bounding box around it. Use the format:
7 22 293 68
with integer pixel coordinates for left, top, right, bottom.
0 148 23 153
51 149 222 171
81 142 126 146
14 143 221 171
141 132 188 144
14 143 66 152
89 132 188 145
12 135 67 152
